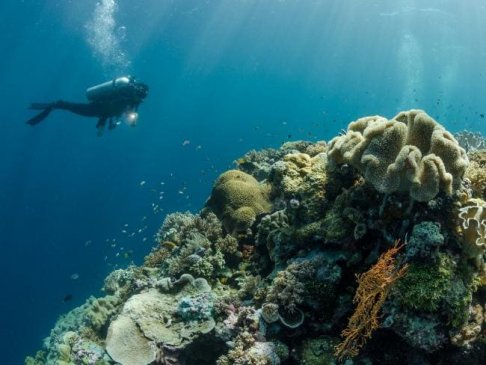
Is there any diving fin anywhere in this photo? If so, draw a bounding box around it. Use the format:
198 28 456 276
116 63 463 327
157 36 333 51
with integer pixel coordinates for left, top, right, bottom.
26 105 54 125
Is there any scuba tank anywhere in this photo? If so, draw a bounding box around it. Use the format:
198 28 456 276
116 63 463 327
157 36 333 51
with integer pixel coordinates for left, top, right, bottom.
86 76 133 102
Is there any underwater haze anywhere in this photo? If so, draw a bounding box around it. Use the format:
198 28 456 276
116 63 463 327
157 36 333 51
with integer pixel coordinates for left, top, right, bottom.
1 0 486 363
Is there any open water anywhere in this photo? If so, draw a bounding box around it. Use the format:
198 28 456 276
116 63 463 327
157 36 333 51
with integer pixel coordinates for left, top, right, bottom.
0 1 485 363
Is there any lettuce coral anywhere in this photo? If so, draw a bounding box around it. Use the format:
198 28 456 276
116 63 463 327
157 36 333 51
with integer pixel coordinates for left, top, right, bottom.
328 110 468 201
458 198 486 265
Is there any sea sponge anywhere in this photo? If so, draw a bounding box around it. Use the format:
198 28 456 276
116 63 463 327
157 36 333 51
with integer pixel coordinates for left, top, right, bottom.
458 198 486 264
206 170 271 235
328 110 468 201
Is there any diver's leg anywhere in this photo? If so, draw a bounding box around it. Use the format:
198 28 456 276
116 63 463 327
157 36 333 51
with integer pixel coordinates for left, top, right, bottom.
96 117 107 136
108 117 117 130
26 102 59 125
26 107 53 125
53 101 99 117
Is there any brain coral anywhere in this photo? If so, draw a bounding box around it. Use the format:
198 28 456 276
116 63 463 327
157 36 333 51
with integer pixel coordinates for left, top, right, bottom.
328 110 468 201
206 170 271 235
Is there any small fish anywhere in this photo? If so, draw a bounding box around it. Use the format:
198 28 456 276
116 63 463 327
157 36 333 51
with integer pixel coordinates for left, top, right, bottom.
70 273 80 280
84 240 92 246
63 294 73 303
140 180 146 186
182 140 191 146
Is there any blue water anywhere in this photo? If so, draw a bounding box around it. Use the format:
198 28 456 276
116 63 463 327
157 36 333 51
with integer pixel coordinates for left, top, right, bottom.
1 0 486 363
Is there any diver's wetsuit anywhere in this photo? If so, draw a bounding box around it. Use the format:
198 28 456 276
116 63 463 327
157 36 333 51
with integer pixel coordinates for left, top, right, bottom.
27 100 136 130
26 78 148 133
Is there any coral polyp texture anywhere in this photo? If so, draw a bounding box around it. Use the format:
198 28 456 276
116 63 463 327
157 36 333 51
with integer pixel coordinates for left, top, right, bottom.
26 113 486 365
206 170 272 236
458 198 486 266
328 109 469 201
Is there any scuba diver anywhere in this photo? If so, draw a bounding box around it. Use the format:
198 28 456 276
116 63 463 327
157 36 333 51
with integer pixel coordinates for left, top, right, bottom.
26 76 149 135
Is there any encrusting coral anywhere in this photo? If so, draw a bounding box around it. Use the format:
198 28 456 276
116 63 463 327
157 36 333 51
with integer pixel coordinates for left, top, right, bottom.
26 111 486 365
328 109 469 201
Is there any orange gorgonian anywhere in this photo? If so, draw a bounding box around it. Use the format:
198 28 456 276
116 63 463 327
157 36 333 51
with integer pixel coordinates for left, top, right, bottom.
335 241 408 360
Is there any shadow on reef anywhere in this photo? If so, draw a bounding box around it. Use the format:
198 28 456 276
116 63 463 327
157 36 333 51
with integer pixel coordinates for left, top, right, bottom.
26 110 485 365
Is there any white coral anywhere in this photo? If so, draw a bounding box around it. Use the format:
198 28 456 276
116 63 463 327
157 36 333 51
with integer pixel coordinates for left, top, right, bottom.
458 198 486 266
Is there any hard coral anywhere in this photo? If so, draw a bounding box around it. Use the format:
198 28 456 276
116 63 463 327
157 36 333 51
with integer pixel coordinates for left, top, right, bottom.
270 152 328 222
464 149 486 199
207 170 271 236
328 109 468 202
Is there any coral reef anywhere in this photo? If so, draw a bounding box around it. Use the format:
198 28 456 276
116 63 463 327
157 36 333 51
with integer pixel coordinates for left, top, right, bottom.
328 109 468 201
458 198 486 267
455 130 486 152
206 170 272 236
26 111 486 365
464 149 486 199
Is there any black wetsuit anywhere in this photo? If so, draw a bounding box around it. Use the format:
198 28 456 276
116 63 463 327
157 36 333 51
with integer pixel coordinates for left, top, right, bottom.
34 100 138 130
27 80 148 133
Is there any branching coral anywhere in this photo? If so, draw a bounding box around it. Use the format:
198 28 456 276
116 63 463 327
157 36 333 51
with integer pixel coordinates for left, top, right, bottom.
328 110 468 201
265 259 316 313
335 243 408 360
216 331 280 365
147 212 239 281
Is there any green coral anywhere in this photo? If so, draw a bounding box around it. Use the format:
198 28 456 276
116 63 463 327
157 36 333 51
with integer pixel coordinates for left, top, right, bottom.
85 295 121 333
321 191 354 243
405 221 444 259
328 109 468 201
207 170 271 235
294 336 340 365
396 253 454 312
25 351 46 365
